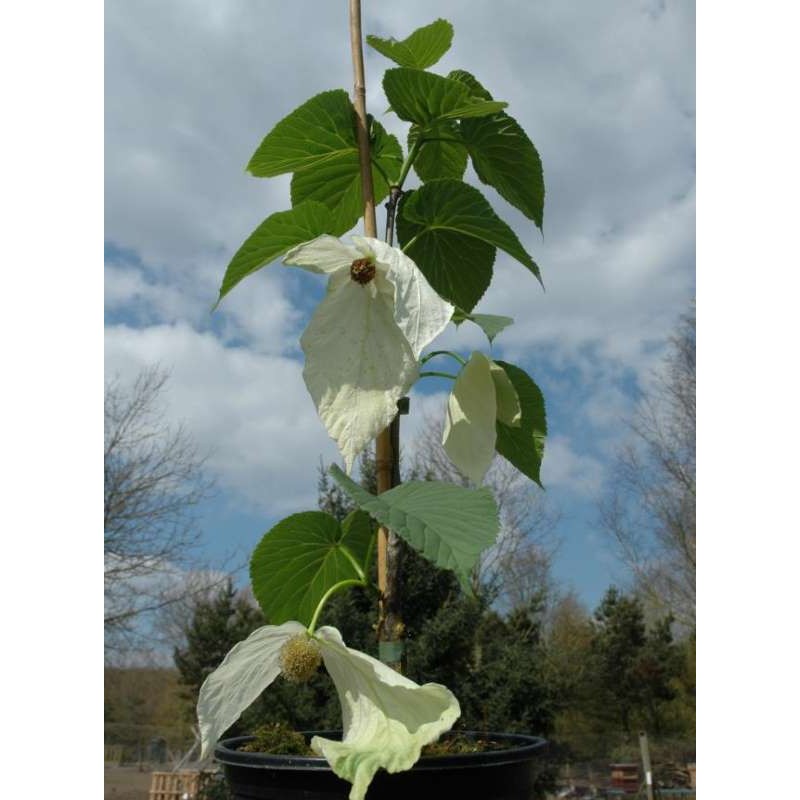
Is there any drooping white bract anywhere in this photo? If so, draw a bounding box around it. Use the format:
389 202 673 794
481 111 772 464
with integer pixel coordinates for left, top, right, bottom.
197 623 460 800
283 235 453 471
443 352 521 485
198 620 306 761
310 627 459 800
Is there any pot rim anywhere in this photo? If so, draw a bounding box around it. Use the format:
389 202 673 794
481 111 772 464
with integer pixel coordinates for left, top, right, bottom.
214 730 547 771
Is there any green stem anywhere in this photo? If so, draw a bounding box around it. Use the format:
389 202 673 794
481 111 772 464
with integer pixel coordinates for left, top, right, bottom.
401 233 421 254
396 137 423 189
419 370 458 380
420 350 467 367
340 545 367 582
308 578 366 635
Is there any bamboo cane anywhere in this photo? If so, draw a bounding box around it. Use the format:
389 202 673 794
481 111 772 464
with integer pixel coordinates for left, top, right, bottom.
347 0 404 670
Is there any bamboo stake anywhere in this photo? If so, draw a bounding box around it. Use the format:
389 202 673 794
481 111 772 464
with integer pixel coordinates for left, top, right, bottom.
348 0 377 239
348 0 404 670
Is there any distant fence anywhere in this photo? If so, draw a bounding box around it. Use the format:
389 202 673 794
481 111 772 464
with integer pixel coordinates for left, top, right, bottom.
104 745 123 766
548 735 695 799
105 723 195 766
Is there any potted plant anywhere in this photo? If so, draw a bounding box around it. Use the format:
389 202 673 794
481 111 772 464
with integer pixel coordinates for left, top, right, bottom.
200 3 550 799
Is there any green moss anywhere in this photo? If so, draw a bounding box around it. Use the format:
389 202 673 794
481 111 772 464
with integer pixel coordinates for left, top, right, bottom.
239 725 512 759
421 733 511 757
238 722 314 756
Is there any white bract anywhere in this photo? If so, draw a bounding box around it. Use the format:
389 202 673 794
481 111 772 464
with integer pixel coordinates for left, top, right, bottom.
284 235 454 471
198 622 460 800
443 352 521 485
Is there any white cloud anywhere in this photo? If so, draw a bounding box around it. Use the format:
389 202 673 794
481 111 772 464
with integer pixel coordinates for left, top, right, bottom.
541 435 606 496
105 322 339 515
482 188 695 380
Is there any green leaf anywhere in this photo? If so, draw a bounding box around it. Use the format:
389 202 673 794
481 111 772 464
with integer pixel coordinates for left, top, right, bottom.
248 90 355 176
291 117 402 235
452 308 514 344
216 201 336 304
408 121 467 182
461 113 545 229
396 179 541 311
493 361 547 487
397 189 495 312
383 69 507 127
446 70 492 100
249 510 374 627
366 18 454 69
329 465 499 593
246 91 403 235
449 70 545 228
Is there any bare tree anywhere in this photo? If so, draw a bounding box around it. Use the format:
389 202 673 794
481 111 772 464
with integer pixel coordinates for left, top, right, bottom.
150 568 237 655
600 304 696 628
407 412 560 609
104 366 217 659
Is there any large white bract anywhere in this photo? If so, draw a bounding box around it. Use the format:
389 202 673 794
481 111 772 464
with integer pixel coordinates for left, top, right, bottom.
284 235 453 471
443 352 521 485
197 623 460 800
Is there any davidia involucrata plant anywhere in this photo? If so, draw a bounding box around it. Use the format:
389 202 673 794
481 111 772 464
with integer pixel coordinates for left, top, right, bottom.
200 15 549 800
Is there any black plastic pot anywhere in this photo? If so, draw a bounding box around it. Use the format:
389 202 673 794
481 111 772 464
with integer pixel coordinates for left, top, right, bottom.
215 730 548 800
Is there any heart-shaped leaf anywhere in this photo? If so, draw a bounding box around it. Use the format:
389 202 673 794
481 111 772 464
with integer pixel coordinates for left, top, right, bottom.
396 179 540 311
366 18 454 70
397 189 495 312
329 465 499 593
250 510 374 627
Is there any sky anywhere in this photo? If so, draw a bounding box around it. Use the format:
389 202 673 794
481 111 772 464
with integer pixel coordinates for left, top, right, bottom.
104 0 695 611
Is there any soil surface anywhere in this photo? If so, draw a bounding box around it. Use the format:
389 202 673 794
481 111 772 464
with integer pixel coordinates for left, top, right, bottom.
104 767 152 800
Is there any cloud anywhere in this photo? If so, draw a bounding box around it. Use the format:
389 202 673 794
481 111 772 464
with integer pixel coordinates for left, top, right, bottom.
541 435 606 497
105 322 340 515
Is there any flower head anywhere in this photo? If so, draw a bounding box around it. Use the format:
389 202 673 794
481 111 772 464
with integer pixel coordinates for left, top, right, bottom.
279 632 322 682
283 235 453 471
198 621 459 800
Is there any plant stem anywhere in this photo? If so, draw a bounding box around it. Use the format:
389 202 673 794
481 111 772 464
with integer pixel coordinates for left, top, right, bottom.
420 350 467 367
395 137 423 190
384 186 403 246
308 579 365 635
419 370 458 380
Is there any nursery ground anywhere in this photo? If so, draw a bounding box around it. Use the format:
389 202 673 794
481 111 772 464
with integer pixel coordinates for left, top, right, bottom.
104 767 151 800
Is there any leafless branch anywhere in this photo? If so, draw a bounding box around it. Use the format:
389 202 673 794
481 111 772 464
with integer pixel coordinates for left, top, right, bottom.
104 365 218 659
599 303 696 628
